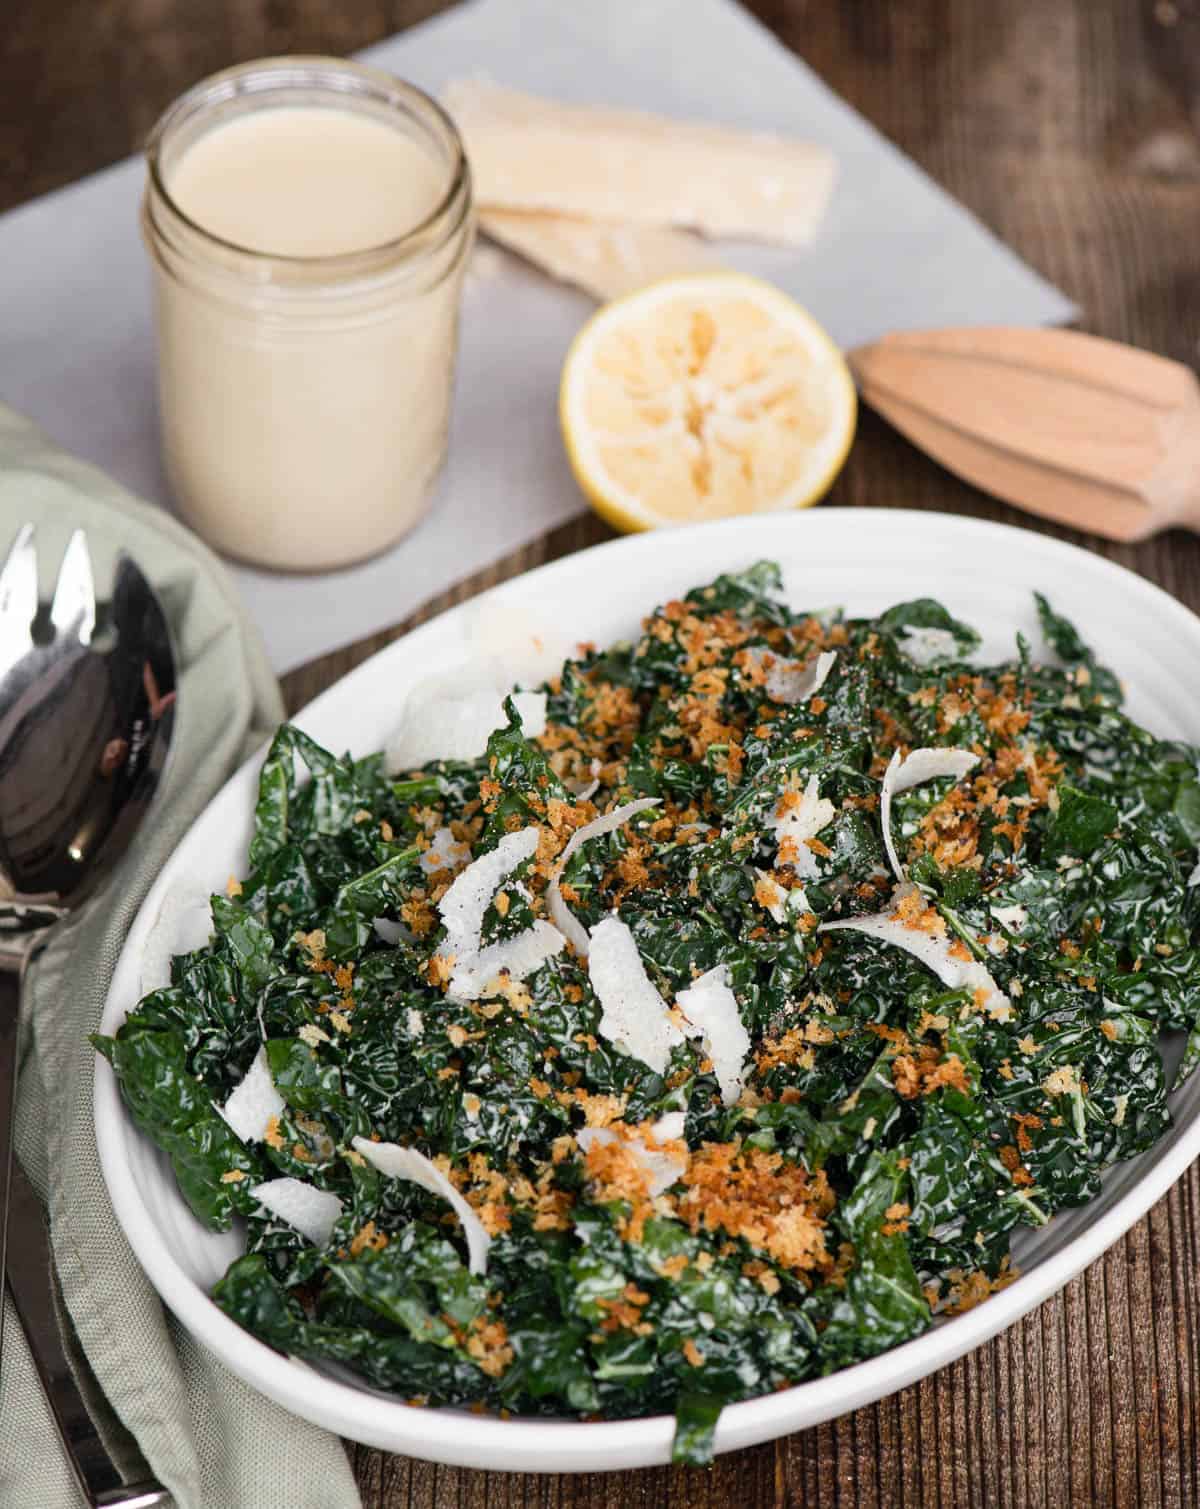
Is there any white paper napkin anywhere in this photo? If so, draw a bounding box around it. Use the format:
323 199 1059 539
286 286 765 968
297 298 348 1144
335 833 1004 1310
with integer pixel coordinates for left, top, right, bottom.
0 0 1075 674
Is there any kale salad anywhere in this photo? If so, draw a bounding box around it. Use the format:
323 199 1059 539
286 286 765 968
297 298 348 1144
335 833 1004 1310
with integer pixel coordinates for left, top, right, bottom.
95 563 1200 1464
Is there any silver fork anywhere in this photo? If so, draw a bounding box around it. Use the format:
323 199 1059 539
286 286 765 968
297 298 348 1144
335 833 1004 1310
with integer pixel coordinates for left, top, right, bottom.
0 523 173 1508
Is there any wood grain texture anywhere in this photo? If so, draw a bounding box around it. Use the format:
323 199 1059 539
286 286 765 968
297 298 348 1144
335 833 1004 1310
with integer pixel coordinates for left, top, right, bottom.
5 1 1200 1504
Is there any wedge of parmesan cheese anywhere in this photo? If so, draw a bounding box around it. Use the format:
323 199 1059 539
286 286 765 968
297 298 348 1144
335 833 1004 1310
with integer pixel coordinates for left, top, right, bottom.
350 1136 490 1275
588 914 683 1075
443 80 837 246
547 797 660 956
880 747 979 881
216 1046 285 1143
676 964 750 1105
479 208 719 301
251 1178 343 1248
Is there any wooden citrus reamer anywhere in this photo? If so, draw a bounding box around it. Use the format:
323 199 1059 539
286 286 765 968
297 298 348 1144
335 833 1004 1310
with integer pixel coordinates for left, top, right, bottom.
847 327 1200 541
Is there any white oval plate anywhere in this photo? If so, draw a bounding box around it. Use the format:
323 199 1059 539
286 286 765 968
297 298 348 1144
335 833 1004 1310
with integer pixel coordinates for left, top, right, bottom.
96 510 1200 1473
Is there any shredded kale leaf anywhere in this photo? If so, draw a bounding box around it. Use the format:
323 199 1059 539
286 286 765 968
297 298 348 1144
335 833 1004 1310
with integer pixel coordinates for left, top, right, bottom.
95 563 1200 1463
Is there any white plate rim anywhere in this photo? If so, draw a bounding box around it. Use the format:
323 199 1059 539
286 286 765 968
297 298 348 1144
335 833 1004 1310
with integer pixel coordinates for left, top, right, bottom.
94 508 1200 1472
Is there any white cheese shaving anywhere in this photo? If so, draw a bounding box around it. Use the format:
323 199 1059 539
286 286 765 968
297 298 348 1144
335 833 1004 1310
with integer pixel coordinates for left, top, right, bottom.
652 1112 687 1141
765 649 837 706
766 774 836 879
676 964 751 1106
752 868 810 924
251 1178 343 1249
576 1123 688 1197
753 868 787 923
990 902 1029 934
350 1136 490 1275
880 747 980 882
437 827 540 962
420 826 472 876
820 888 1010 1019
547 798 661 956
216 1047 286 1143
405 1007 425 1038
385 684 546 772
449 919 566 1001
372 916 411 946
588 915 684 1075
897 626 963 667
139 889 214 996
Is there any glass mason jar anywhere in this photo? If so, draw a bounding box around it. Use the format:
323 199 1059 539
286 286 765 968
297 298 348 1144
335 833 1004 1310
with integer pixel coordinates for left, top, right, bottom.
142 58 473 572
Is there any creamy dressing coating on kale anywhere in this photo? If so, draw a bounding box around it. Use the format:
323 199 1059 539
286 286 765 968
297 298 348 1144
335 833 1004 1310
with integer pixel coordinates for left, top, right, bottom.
94 563 1200 1464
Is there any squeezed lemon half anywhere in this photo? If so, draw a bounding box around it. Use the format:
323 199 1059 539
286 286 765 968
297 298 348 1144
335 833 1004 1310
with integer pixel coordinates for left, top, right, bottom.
559 273 857 533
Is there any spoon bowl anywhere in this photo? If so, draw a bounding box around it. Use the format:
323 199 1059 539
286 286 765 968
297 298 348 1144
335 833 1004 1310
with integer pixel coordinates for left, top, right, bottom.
0 531 176 910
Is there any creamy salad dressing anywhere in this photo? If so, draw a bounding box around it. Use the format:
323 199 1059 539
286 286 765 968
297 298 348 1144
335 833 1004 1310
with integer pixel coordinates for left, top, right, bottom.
143 61 471 572
167 107 445 257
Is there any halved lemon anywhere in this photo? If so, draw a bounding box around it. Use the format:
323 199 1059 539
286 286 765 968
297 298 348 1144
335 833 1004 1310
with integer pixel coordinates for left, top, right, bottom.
559 273 857 533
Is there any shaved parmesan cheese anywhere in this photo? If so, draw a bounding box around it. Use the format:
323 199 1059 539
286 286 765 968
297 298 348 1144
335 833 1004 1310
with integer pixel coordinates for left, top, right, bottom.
753 868 810 924
251 1178 343 1248
880 747 979 881
676 964 751 1105
140 889 213 996
385 684 546 772
576 1124 688 1197
565 760 602 802
449 919 566 1001
820 893 1010 1019
350 1136 490 1275
753 868 787 923
406 1007 425 1038
990 902 1029 934
420 826 472 876
588 915 683 1075
437 827 539 962
652 1111 687 1141
216 1047 285 1143
547 798 660 956
480 208 718 301
767 775 836 879
897 626 963 667
765 650 837 707
433 827 564 1001
443 80 836 247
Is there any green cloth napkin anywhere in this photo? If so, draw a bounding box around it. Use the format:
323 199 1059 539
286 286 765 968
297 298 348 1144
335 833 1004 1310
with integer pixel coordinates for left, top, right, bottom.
0 407 362 1509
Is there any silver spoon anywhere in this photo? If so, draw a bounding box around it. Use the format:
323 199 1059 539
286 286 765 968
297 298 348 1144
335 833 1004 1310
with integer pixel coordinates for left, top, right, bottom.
0 522 174 1508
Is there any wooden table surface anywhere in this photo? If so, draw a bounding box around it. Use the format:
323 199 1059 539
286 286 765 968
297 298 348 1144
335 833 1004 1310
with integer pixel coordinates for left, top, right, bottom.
6 1 1200 1503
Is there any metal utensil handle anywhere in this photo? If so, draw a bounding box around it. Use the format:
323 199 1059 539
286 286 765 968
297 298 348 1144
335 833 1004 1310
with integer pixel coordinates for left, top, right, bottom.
1 964 169 1508
0 963 19 1359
